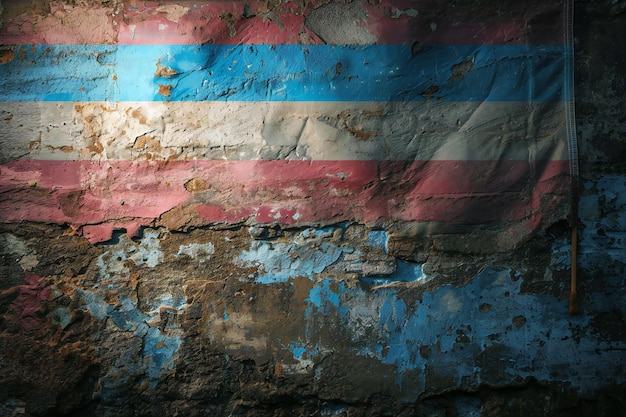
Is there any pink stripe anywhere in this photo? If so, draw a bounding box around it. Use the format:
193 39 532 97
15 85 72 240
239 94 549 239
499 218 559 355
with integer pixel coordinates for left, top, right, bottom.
0 1 564 45
0 160 570 243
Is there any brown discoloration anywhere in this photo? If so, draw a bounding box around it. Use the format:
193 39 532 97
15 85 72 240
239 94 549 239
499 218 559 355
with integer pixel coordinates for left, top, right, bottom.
184 178 209 193
512 315 527 329
156 203 204 231
362 108 386 117
154 61 177 78
74 104 115 155
479 303 492 313
28 136 42 151
131 108 147 124
132 134 162 153
448 59 474 83
0 0 51 23
57 190 83 218
347 128 377 140
411 40 421 55
87 135 104 154
0 49 15 64
421 85 440 98
158 84 172 97
46 145 75 153
220 12 237 38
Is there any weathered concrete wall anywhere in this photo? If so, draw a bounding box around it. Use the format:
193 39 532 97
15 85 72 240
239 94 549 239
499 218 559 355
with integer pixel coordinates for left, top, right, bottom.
0 1 625 416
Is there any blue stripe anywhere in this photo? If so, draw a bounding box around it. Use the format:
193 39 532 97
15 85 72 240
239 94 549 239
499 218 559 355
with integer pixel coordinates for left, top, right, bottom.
0 44 565 102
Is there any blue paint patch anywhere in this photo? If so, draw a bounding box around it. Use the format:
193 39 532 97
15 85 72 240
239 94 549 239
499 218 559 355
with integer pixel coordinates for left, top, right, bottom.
133 229 164 268
142 327 183 381
577 176 626 315
289 343 309 360
368 230 388 252
175 242 215 263
152 293 186 311
321 403 349 416
579 175 626 268
50 306 72 329
96 229 165 282
76 289 113 320
304 279 349 341
110 301 146 332
307 279 341 311
76 289 184 392
1 44 565 102
294 267 626 395
549 237 570 270
236 228 349 284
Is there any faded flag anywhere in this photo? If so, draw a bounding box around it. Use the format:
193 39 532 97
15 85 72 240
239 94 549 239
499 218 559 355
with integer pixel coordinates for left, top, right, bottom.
0 0 574 250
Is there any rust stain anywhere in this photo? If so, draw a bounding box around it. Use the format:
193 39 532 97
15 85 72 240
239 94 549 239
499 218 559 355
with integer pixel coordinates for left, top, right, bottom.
87 135 104 154
129 273 140 291
220 12 237 38
184 178 209 193
103 290 119 305
57 190 83 218
92 52 116 67
4 113 14 122
158 84 172 97
61 224 80 237
78 108 107 154
449 59 474 83
348 128 377 141
362 109 386 117
154 61 177 78
46 145 75 153
421 85 440 98
28 136 42 151
131 108 147 124
0 49 15 64
274 362 285 377
133 134 161 153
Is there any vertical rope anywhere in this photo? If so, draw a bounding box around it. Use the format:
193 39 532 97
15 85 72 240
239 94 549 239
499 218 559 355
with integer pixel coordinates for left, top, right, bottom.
564 0 580 315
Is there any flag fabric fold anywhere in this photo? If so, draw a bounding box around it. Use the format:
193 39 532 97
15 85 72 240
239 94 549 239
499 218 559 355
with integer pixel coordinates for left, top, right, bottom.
0 0 574 248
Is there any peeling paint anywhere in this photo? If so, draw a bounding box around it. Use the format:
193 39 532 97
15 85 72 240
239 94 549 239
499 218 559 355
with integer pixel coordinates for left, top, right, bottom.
236 227 350 283
175 242 214 263
284 267 626 396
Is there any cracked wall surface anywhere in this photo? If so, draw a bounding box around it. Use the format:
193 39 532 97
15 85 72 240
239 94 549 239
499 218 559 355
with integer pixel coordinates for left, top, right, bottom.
0 0 625 416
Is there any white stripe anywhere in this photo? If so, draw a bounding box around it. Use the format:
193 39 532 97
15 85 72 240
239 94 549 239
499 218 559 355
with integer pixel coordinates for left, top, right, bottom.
0 101 567 162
